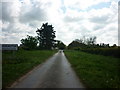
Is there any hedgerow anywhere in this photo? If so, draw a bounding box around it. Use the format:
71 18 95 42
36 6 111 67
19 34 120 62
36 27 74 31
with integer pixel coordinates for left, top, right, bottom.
81 48 120 58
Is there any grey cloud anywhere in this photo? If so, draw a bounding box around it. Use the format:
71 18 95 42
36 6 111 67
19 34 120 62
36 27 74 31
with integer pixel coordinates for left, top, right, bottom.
28 21 41 28
2 22 34 44
68 25 91 38
93 24 105 30
0 3 2 20
108 26 117 31
118 1 120 6
2 34 21 44
2 2 14 22
2 22 24 34
2 23 15 33
29 23 37 28
63 16 82 23
19 5 47 23
89 15 109 24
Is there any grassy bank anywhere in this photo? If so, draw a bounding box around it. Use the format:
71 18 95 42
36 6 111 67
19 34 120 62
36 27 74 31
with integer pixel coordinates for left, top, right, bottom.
2 50 57 88
65 50 120 88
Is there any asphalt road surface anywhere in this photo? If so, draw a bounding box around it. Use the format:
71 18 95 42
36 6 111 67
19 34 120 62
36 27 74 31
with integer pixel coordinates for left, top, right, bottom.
10 50 85 88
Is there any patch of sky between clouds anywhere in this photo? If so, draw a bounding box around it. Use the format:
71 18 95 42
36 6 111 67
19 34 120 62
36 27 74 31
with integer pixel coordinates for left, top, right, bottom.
60 0 66 13
68 2 111 12
88 2 111 10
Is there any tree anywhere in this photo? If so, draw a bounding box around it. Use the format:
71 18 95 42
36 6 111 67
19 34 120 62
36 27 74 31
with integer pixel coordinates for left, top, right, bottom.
75 39 83 43
55 40 66 49
36 23 56 49
21 35 38 49
111 44 117 48
75 36 97 46
86 36 96 45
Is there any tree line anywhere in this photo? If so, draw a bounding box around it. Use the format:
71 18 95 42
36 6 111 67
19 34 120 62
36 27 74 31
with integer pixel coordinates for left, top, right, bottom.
67 36 119 58
20 23 66 50
20 22 118 54
68 36 118 49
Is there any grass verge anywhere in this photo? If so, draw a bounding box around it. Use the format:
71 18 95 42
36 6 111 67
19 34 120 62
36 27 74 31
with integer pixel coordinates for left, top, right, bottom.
64 50 120 88
2 50 57 88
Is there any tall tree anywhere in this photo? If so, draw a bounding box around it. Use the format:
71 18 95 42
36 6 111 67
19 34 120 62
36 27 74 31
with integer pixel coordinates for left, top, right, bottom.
36 23 56 49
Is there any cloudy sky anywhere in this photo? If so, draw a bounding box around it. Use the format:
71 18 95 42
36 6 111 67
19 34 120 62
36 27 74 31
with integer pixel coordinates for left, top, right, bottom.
1 0 119 46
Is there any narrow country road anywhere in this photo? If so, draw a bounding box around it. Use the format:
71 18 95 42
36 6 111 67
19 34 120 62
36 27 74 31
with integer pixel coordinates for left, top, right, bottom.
10 50 85 88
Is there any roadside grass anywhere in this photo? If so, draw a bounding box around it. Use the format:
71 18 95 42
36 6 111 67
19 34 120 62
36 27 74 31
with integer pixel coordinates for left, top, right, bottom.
64 50 120 88
2 50 57 88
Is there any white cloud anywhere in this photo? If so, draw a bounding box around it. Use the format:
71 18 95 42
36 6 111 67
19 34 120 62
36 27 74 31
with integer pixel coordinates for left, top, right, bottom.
1 0 119 46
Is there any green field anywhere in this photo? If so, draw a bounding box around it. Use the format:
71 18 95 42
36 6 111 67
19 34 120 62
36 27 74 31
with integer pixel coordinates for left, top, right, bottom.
2 50 57 88
65 50 120 88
